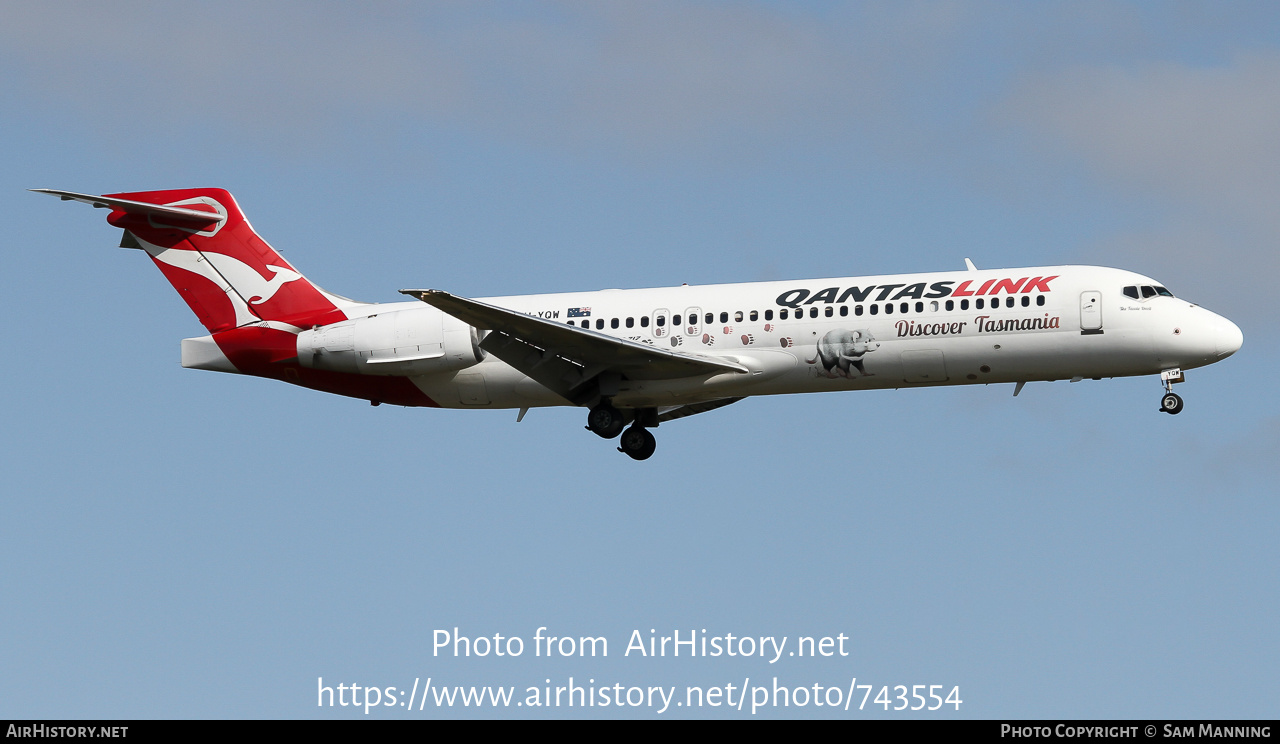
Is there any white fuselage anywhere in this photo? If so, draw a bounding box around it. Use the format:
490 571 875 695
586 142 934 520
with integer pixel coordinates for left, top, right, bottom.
307 265 1241 410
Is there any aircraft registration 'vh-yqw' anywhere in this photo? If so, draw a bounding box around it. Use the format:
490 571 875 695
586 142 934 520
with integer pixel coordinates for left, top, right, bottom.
37 188 1243 460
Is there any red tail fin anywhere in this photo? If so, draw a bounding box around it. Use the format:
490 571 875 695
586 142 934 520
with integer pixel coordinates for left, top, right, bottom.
103 188 350 332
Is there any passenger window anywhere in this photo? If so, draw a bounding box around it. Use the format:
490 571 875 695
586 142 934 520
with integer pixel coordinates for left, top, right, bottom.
611 318 619 329
1006 297 1015 308
915 301 924 313
626 317 634 328
780 309 789 320
855 305 864 316
1123 286 1140 300
1141 286 1156 298
810 307 819 318
961 299 969 310
824 306 833 317
1021 296 1030 307
930 301 939 312
885 303 893 315
720 312 728 323
870 304 879 316
976 298 985 310
596 319 604 330
1036 295 1045 306
705 313 713 324
673 314 681 326
640 316 649 327
945 300 954 311
735 311 744 322
839 305 848 317
657 316 666 327
750 310 758 321
765 309 773 321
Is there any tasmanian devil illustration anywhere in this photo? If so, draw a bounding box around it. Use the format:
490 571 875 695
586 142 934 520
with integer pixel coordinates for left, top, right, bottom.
806 329 880 378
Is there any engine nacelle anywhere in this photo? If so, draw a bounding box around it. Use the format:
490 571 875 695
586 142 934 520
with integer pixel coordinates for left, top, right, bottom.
296 307 485 376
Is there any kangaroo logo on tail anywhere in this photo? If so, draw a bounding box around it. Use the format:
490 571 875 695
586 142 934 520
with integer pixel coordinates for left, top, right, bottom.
200 253 304 304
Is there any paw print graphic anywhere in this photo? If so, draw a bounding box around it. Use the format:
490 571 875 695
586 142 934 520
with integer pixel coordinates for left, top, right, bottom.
670 336 683 347
740 334 755 345
779 337 793 348
763 323 774 332
702 333 716 346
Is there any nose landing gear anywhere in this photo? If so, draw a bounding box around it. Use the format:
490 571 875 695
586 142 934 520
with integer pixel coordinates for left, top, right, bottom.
1159 368 1185 415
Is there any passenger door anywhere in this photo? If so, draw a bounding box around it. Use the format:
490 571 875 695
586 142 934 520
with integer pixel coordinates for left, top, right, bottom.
1080 291 1103 333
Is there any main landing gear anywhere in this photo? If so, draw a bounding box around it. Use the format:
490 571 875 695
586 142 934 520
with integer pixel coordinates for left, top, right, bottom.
586 401 658 460
617 425 657 461
1159 368 1185 415
586 402 626 438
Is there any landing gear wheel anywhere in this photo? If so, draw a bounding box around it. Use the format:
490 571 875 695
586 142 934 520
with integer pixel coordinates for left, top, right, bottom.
586 404 626 438
618 426 657 460
1160 392 1184 415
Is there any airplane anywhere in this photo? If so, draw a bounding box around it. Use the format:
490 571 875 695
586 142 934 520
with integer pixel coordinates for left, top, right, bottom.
35 187 1243 460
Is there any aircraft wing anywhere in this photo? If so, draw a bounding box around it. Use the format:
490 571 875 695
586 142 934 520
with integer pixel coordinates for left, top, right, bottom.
401 289 748 404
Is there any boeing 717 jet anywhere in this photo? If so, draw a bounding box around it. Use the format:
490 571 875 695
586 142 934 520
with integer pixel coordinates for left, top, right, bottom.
36 188 1243 460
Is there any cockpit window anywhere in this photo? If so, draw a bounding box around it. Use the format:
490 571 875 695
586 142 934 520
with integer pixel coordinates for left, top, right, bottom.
1123 286 1140 300
1155 286 1173 297
1141 285 1157 298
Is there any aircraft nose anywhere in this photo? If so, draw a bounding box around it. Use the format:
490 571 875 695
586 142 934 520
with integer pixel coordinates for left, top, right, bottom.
1214 316 1243 358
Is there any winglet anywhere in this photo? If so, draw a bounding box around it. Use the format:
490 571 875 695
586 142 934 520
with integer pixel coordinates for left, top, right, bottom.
964 258 977 272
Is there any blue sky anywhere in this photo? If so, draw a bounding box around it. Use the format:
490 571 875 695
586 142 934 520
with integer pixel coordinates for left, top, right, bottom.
1 1 1276 718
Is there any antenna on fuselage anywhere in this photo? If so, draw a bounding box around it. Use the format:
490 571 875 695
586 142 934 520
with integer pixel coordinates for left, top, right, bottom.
964 258 977 271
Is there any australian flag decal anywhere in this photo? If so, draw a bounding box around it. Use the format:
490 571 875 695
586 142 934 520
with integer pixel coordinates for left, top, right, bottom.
567 307 592 318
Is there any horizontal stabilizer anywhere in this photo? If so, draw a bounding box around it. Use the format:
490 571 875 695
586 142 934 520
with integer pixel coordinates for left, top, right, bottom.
31 189 226 229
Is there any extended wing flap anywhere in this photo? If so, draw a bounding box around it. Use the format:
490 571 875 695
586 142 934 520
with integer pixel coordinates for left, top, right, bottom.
657 397 745 423
400 289 747 393
478 329 594 403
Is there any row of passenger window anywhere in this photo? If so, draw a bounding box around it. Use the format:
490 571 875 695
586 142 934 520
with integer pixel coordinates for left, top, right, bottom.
566 294 1048 330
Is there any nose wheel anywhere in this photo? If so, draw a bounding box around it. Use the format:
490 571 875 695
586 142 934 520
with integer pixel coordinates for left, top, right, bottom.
1159 369 1185 414
618 425 657 461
